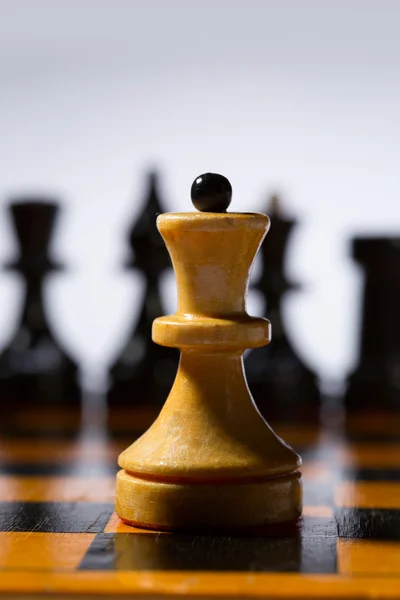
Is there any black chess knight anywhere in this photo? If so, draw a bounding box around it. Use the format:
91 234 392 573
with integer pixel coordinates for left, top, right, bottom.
345 237 400 411
0 200 81 408
245 194 320 421
107 172 178 407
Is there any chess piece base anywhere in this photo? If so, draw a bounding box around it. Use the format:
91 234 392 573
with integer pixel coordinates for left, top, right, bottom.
345 376 400 411
116 469 302 530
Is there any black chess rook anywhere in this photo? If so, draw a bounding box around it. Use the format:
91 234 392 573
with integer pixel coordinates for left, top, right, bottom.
345 237 400 411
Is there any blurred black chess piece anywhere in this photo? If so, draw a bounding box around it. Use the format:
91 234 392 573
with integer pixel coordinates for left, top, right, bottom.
245 194 321 421
107 172 178 410
0 200 81 414
345 237 400 411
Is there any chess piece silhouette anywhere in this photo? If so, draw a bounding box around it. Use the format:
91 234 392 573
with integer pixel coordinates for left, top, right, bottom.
245 195 320 421
108 172 178 408
0 200 81 410
345 237 400 411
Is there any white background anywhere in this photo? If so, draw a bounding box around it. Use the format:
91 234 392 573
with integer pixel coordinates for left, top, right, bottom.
1 0 400 390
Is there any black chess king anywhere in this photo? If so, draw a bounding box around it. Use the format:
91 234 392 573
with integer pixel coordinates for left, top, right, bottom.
116 174 302 530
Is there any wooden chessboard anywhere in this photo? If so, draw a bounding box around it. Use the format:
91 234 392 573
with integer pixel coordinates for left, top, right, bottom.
0 407 399 599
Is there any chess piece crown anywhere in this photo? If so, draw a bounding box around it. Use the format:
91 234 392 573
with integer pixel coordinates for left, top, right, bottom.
116 173 302 530
5 200 62 272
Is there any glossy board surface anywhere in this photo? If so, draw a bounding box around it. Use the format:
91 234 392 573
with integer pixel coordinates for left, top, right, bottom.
0 409 399 598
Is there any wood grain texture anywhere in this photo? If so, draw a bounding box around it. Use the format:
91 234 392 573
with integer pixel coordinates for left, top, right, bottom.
1 572 400 598
0 532 94 569
0 411 398 597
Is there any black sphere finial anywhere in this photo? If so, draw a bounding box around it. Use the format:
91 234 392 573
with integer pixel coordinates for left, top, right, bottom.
191 173 232 213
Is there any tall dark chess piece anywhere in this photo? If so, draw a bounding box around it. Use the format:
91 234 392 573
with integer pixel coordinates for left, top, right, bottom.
245 194 320 421
108 172 178 407
0 200 81 409
345 237 400 411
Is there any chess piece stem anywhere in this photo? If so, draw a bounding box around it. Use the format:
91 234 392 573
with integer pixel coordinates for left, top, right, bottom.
19 276 51 335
